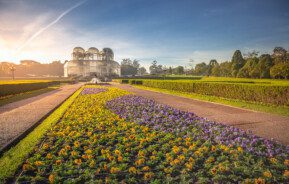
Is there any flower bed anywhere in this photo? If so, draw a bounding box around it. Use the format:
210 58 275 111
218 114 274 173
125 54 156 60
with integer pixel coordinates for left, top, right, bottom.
106 95 289 158
81 88 107 95
16 87 289 183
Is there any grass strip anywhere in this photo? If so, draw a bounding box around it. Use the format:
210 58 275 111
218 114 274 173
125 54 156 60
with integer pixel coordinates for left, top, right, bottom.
0 86 59 107
0 87 82 182
133 85 289 117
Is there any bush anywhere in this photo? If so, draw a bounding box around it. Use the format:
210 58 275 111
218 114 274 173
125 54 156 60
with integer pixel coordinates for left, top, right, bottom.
121 79 129 84
0 81 59 97
136 80 289 106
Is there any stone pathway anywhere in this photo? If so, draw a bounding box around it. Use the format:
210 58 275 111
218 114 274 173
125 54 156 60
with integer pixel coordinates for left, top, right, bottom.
112 83 289 145
0 84 83 150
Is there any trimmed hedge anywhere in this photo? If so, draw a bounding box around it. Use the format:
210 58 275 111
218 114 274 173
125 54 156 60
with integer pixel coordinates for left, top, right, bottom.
0 81 60 97
133 80 289 106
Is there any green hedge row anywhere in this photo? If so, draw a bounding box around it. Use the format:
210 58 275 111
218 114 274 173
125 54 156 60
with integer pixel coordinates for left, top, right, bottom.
130 80 289 106
0 81 60 97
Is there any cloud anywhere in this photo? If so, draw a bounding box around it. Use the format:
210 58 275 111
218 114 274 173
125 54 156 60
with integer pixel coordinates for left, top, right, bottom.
16 0 88 52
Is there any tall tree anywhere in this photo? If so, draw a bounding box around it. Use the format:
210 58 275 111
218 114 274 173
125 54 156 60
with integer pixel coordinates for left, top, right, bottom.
194 62 208 76
231 50 245 77
207 59 218 76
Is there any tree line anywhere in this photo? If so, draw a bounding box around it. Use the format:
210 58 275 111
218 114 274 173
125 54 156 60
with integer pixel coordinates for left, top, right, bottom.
192 47 289 79
141 47 289 79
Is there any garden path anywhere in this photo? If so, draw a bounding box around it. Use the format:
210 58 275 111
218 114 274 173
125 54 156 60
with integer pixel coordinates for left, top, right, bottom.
0 83 83 151
112 83 289 145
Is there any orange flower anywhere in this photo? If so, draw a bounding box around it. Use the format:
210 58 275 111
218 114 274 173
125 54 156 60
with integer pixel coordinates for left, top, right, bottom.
284 159 289 166
42 143 49 150
46 153 53 159
135 158 145 166
129 167 137 174
71 151 78 156
110 167 120 174
74 159 82 165
142 166 150 171
172 146 180 154
254 178 265 184
55 160 62 165
237 147 243 153
284 170 289 177
211 145 216 152
74 141 80 148
114 149 121 155
48 174 55 183
211 167 217 175
34 161 43 166
144 172 154 181
22 164 35 171
263 170 272 178
87 131 92 136
117 156 123 162
65 145 71 150
85 149 92 154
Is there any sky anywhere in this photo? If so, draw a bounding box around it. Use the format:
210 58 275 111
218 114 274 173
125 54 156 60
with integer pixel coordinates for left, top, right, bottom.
0 0 289 69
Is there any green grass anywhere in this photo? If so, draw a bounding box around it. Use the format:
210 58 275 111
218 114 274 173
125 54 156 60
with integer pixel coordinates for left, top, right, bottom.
133 85 289 117
0 87 59 107
0 87 82 183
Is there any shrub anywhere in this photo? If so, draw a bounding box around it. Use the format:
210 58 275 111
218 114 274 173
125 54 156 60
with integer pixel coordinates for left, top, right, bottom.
136 80 289 106
0 81 59 97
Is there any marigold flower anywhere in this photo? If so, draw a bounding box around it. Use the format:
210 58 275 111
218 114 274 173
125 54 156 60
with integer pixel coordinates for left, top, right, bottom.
135 158 145 166
65 145 71 150
46 153 53 159
85 149 92 154
144 172 154 181
22 164 35 171
42 143 49 150
129 167 137 174
71 151 78 156
284 159 289 166
211 145 216 152
211 167 217 175
48 174 55 183
117 156 123 162
110 167 120 174
237 147 243 153
74 141 80 148
34 161 43 166
82 154 88 159
89 160 95 168
284 170 289 177
185 163 193 170
172 146 180 154
254 177 265 184
142 166 150 171
87 132 92 136
74 159 82 165
164 168 172 174
114 149 121 155
55 160 62 165
150 156 156 160
263 170 272 178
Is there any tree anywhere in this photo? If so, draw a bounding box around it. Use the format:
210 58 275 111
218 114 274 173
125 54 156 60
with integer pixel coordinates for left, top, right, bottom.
132 60 140 69
120 58 137 76
270 63 289 79
168 67 173 75
149 60 163 75
244 50 259 59
273 47 287 57
194 62 208 76
138 67 147 76
237 57 259 78
207 59 218 76
231 50 245 77
172 66 184 75
218 61 232 77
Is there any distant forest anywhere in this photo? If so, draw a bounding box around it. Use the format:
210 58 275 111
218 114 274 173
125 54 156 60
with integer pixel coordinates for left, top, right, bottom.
191 47 289 79
0 60 64 78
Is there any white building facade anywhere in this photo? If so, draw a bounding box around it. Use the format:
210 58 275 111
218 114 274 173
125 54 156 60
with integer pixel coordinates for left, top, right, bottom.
64 47 120 77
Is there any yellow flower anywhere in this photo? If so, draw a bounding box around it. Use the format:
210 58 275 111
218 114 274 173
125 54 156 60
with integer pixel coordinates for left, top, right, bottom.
48 174 55 183
284 170 289 177
34 161 43 166
254 178 265 184
89 160 95 168
150 156 156 160
65 145 71 150
178 155 185 161
85 149 92 154
138 150 145 157
194 150 201 156
206 157 215 164
58 148 67 156
71 151 78 156
164 168 173 174
74 141 80 148
211 167 217 175
189 157 195 163
135 158 145 166
55 160 62 165
82 154 88 159
22 164 35 171
110 167 120 174
263 170 272 178
46 153 53 159
185 163 193 170
170 159 180 166
117 156 123 162
87 131 92 136
142 166 150 171
144 172 154 181
74 159 82 165
101 149 106 155
284 159 289 166
114 149 121 155
211 145 216 152
172 146 180 154
42 143 49 150
129 167 138 174
237 147 243 153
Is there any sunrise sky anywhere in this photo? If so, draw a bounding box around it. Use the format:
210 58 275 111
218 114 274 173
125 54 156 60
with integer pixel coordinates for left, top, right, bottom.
0 0 289 68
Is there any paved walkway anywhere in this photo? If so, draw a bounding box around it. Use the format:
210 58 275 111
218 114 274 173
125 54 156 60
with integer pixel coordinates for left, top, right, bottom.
112 83 289 145
0 84 82 150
